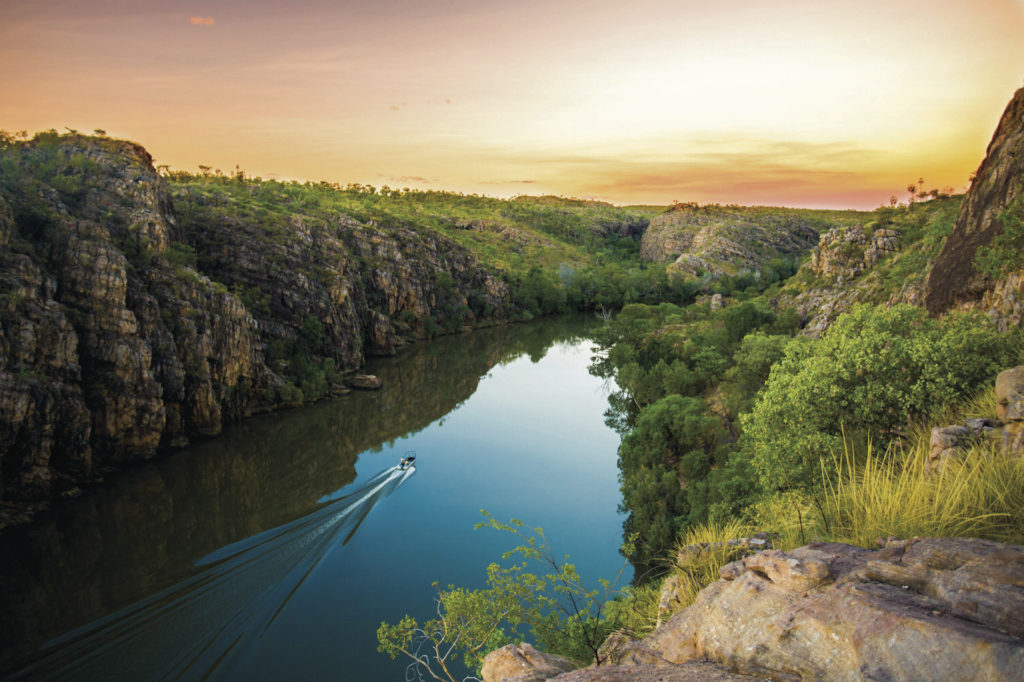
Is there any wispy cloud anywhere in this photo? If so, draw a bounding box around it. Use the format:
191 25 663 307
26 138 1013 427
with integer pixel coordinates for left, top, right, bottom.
189 16 215 27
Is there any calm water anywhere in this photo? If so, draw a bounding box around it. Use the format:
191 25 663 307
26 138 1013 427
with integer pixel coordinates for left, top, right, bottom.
0 317 627 681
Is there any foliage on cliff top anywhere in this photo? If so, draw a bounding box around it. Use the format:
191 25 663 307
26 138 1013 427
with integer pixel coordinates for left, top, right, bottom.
165 168 659 274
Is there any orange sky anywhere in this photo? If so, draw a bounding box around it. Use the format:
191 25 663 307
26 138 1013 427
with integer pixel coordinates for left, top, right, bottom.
2 0 1023 209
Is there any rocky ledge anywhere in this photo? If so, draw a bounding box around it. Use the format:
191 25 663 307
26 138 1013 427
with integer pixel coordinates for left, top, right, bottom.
483 536 1024 681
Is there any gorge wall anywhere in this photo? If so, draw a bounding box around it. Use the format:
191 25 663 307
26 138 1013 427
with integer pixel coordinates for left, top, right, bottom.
924 85 1024 320
638 203 853 277
0 135 513 507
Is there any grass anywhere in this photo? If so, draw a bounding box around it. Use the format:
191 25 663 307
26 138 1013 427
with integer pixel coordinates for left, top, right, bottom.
813 434 1024 549
632 386 1024 635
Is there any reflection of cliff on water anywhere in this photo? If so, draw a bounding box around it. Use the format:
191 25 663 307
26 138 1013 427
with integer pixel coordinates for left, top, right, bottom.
10 466 416 681
0 315 597 675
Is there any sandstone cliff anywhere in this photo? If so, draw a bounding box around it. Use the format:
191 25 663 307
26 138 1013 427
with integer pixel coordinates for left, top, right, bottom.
638 203 859 277
0 134 512 507
924 86 1024 317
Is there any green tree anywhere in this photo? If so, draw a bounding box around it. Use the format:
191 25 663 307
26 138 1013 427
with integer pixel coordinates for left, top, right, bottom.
618 395 721 575
377 515 633 681
741 304 1015 492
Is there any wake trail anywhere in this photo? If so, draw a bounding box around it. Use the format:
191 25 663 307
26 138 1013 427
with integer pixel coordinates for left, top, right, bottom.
9 465 415 682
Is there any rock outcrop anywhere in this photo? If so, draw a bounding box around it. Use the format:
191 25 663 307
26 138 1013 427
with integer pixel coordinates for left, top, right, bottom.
0 135 512 507
639 204 837 277
928 364 1024 470
484 537 1024 682
809 225 900 282
481 643 577 682
924 86 1024 317
616 538 1024 681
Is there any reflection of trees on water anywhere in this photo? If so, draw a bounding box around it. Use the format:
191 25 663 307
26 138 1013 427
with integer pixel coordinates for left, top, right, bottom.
0 315 598 676
13 466 415 681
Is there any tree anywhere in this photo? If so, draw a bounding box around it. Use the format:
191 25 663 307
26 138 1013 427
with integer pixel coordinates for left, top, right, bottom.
618 395 721 575
377 514 633 681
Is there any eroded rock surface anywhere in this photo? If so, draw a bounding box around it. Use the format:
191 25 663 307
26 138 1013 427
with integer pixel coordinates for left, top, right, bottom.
639 204 826 276
549 662 754 681
481 643 576 682
642 538 1024 681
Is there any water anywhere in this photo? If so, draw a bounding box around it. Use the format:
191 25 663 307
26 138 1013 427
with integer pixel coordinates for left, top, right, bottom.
0 316 627 681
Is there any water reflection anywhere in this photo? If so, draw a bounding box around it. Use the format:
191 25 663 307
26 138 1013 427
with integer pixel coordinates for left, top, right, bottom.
12 466 415 681
0 316 598 677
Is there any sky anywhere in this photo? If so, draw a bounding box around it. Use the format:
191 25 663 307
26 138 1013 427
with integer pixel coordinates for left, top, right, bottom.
1 0 1023 209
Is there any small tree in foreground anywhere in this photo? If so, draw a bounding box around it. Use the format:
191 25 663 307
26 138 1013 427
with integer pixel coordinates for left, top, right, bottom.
377 513 634 681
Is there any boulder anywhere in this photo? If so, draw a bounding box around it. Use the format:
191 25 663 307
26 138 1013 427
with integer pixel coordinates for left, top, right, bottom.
481 643 576 682
640 538 1024 681
346 374 382 390
927 424 973 470
996 366 1024 421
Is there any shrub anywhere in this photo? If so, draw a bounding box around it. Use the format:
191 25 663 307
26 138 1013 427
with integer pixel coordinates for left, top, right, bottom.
741 304 1015 492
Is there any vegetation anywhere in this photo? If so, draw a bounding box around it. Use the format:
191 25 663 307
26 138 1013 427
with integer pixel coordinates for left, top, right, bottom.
377 514 636 680
741 305 1014 492
164 167 659 277
975 193 1024 278
583 193 1024 593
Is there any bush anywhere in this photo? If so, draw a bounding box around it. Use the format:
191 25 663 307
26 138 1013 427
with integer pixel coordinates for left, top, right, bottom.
741 304 1015 492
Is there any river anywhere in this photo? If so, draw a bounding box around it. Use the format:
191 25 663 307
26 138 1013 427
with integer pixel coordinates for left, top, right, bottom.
0 316 628 681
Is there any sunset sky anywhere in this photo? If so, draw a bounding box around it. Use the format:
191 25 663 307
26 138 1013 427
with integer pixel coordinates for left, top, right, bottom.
2 0 1023 209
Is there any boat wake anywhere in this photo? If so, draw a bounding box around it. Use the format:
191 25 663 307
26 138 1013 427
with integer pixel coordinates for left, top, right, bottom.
10 465 416 681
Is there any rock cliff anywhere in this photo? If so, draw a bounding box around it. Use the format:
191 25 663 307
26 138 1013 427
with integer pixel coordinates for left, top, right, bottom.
638 204 852 277
0 135 512 507
924 86 1024 317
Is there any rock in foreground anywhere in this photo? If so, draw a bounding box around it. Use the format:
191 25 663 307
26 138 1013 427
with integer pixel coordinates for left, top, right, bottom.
481 643 576 682
485 537 1024 681
640 537 1024 681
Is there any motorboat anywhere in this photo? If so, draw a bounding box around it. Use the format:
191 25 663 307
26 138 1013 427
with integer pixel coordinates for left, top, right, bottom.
399 452 416 470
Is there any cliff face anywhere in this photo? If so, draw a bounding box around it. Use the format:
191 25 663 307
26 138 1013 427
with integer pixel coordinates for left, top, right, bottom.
924 86 1024 316
638 204 840 277
0 135 512 505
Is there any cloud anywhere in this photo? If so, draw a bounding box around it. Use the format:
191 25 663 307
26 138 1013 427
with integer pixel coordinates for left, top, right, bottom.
189 17 215 26
471 137 899 208
381 175 436 184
